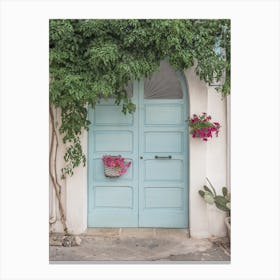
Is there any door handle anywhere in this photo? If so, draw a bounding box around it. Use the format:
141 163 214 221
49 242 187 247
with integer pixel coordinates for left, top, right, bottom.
154 155 172 159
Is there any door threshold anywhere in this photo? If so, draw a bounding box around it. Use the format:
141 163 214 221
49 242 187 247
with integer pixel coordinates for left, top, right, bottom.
82 228 190 238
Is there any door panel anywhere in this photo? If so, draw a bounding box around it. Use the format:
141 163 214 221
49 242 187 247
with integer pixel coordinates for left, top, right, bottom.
144 132 183 153
138 75 188 227
94 131 133 152
145 104 183 125
94 186 133 208
94 105 133 125
144 159 183 181
88 88 139 227
144 188 183 208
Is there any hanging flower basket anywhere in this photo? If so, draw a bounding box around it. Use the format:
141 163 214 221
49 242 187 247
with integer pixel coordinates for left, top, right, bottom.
188 113 221 141
102 155 131 178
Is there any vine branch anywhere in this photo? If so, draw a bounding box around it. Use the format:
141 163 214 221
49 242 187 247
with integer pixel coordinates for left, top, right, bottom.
49 105 68 234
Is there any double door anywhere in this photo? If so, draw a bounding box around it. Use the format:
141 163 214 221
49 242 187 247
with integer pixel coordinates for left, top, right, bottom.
88 61 189 228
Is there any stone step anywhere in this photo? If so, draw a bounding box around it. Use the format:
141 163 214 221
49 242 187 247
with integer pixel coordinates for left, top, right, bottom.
82 228 190 239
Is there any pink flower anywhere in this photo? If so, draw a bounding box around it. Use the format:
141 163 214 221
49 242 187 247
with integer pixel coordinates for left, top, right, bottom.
189 113 220 141
103 155 132 176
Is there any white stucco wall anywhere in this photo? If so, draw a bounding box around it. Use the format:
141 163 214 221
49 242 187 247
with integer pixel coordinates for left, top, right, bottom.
49 67 229 237
185 67 228 238
64 128 88 234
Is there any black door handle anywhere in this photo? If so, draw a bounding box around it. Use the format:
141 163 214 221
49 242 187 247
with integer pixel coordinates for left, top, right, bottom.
154 155 172 159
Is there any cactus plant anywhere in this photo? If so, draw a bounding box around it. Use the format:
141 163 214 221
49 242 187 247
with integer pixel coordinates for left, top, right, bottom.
199 178 231 241
198 178 230 214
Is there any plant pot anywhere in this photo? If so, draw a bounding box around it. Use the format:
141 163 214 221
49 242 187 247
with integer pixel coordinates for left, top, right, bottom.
104 166 121 178
225 216 231 241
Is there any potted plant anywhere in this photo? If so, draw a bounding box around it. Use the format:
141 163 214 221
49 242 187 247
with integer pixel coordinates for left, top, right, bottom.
102 155 131 178
198 178 231 240
189 113 221 141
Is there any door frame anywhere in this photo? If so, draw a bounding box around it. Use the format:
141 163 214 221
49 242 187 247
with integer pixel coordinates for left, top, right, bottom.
87 71 190 228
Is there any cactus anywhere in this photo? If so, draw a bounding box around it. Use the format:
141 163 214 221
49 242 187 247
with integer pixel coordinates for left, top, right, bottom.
199 188 215 205
204 192 215 204
215 195 230 212
198 178 230 214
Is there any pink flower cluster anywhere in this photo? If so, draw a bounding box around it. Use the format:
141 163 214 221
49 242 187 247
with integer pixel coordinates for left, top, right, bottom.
102 155 132 176
189 113 221 141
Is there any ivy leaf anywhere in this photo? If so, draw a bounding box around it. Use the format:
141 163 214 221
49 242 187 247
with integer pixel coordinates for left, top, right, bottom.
50 19 230 178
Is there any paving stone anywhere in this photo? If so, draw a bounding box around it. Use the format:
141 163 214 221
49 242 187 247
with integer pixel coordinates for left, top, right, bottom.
49 231 230 262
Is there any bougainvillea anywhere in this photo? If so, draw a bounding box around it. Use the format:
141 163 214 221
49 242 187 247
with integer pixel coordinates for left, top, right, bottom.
189 113 221 141
102 155 131 176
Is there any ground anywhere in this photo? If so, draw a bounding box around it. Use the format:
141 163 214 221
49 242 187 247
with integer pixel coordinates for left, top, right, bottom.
49 229 230 263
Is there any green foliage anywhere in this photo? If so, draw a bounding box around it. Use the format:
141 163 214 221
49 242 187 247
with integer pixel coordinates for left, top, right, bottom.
214 195 230 212
206 177 217 196
49 19 231 177
222 186 228 197
203 185 214 195
204 192 215 205
198 179 230 214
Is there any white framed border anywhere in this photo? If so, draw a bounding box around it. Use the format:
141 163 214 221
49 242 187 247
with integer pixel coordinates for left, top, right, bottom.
0 0 279 279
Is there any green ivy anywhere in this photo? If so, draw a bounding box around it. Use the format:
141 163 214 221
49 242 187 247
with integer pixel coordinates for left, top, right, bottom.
49 19 231 177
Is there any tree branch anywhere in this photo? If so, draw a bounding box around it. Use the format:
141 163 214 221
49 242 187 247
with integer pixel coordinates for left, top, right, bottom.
49 105 68 234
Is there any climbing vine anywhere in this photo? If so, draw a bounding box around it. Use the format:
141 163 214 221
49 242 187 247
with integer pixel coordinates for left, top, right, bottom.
49 19 230 179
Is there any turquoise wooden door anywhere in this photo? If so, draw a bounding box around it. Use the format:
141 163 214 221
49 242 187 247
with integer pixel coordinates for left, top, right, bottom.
88 61 189 228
